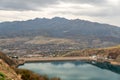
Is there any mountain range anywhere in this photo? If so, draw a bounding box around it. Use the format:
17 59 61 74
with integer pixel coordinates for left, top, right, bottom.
0 17 120 48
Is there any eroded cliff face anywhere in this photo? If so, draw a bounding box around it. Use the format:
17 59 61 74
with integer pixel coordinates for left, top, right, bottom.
0 59 21 80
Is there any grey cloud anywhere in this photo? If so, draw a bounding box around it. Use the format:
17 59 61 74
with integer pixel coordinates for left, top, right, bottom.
0 0 120 22
62 0 107 5
0 0 108 11
0 0 58 10
51 6 120 17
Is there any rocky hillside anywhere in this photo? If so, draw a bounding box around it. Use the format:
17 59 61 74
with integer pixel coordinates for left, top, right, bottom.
0 51 17 66
0 59 21 80
0 51 21 80
63 45 120 62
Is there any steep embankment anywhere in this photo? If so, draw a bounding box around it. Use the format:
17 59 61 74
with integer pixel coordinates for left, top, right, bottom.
63 45 120 62
0 51 17 66
0 51 21 80
0 59 21 80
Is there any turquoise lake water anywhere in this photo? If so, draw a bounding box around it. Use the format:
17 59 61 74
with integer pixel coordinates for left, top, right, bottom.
19 61 120 80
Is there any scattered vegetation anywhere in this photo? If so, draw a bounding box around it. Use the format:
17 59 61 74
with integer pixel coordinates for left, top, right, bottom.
14 68 60 80
14 68 47 80
0 72 5 80
50 77 61 80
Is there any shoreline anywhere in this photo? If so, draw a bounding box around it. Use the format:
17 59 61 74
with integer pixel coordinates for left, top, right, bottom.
17 57 120 66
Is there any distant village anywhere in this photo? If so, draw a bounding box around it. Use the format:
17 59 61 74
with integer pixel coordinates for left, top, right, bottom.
0 43 81 58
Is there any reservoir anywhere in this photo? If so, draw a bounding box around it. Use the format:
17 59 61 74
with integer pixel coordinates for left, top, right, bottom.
19 61 120 80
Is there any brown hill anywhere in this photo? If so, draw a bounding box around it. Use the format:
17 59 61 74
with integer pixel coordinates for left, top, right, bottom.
63 45 120 62
0 59 21 80
0 51 21 80
0 51 17 66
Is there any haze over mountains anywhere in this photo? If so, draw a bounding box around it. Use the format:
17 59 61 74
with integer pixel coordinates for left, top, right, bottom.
0 17 120 49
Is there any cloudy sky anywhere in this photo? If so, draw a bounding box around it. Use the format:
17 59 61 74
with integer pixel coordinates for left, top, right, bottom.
0 0 120 26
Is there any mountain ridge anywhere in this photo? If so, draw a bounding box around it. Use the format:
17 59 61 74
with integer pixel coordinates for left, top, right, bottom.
1 17 119 27
0 17 120 48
